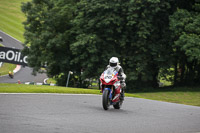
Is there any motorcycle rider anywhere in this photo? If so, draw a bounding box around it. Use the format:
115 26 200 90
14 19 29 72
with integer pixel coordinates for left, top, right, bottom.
105 57 126 100
8 71 14 78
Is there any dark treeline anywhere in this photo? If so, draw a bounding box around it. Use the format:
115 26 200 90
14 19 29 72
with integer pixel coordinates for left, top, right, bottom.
21 0 200 90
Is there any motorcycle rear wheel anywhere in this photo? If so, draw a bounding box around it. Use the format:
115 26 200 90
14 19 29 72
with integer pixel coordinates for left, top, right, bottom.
113 100 123 109
102 89 110 110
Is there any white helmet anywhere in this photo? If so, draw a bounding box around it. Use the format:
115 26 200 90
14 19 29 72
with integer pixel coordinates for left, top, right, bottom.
109 57 119 67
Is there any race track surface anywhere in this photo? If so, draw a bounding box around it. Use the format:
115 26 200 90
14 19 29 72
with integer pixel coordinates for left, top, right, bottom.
0 30 47 83
0 94 200 133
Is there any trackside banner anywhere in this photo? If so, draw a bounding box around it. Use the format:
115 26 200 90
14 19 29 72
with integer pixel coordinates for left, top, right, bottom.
0 47 28 66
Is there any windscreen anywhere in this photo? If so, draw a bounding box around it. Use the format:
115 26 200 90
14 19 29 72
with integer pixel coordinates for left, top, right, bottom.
104 67 117 75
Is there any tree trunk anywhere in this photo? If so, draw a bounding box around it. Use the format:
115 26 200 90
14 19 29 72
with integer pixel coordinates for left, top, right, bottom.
174 62 178 86
152 71 159 88
180 62 185 84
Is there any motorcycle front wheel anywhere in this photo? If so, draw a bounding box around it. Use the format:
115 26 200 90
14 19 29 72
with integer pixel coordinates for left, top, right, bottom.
102 89 110 110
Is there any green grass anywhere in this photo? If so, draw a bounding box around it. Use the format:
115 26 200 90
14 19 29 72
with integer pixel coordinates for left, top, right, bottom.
0 63 16 76
46 78 56 84
0 83 200 106
130 87 200 106
0 0 29 42
0 45 16 75
0 83 102 94
132 92 200 106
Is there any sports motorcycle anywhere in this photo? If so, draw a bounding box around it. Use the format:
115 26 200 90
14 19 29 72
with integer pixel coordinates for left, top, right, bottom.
100 67 124 110
8 72 14 78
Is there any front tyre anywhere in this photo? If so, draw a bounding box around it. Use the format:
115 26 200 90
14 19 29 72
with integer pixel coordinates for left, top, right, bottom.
102 89 110 110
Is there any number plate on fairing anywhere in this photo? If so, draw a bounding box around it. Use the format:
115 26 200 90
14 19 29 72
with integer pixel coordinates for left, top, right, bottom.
105 76 112 79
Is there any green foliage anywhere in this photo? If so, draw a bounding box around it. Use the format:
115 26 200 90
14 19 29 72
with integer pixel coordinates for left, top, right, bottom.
71 0 172 89
22 0 76 82
169 1 200 86
21 0 200 89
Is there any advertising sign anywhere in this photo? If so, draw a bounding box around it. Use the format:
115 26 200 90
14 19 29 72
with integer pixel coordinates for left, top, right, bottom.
0 47 28 66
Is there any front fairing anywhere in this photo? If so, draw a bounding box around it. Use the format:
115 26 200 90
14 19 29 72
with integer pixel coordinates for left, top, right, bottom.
100 67 118 85
100 68 122 104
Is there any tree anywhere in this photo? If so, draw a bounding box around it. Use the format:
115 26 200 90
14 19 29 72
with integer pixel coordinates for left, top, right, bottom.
22 0 200 89
169 0 200 86
22 0 77 84
71 0 172 89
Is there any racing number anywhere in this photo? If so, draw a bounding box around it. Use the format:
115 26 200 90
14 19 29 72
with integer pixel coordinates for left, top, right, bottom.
105 76 112 79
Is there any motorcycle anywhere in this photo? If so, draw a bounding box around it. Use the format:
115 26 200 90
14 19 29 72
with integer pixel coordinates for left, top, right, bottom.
100 67 124 110
8 72 14 78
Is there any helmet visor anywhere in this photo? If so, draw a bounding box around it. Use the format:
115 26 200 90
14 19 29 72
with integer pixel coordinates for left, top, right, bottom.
110 62 117 67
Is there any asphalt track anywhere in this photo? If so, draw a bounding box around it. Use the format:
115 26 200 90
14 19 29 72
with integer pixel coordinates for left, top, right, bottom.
0 94 200 133
0 30 47 83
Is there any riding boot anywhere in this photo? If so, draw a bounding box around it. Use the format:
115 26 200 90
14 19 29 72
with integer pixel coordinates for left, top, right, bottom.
120 88 125 100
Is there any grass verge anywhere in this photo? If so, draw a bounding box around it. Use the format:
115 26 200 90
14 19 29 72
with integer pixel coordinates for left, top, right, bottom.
0 0 29 42
131 91 200 106
0 44 16 75
0 63 16 76
0 83 200 107
46 78 56 84
130 87 200 107
0 83 101 94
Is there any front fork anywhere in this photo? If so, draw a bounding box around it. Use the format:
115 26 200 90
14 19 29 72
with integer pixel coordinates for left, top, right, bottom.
103 86 114 104
103 86 122 104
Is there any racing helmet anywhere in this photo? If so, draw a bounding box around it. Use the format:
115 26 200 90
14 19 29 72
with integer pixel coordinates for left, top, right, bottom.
109 57 119 67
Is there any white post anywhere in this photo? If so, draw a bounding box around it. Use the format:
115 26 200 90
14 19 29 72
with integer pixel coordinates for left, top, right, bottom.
66 71 73 87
